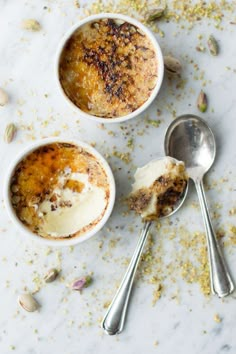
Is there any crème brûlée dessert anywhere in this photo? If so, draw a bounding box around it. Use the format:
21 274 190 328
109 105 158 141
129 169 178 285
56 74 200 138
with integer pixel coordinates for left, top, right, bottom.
128 157 188 221
59 18 158 118
10 143 110 240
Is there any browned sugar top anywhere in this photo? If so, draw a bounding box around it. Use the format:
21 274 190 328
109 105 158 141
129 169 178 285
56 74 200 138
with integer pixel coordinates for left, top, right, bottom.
129 172 188 221
10 143 110 239
59 19 158 118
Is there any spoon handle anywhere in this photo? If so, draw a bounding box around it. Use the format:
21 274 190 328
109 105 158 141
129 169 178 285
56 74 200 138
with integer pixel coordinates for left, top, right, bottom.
101 221 152 335
195 179 234 297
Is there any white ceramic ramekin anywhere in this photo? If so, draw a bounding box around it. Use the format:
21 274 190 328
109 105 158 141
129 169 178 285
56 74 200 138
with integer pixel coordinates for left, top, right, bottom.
55 13 164 124
4 138 116 247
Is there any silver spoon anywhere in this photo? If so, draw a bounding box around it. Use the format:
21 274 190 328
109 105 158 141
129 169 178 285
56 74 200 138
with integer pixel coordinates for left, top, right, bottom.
164 114 234 298
101 157 188 335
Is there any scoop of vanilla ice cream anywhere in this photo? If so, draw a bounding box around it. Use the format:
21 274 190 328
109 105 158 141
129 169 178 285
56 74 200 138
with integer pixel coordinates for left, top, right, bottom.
38 172 107 238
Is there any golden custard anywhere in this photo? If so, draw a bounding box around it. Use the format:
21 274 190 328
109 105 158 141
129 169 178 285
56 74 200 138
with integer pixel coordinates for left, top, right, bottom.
59 19 158 118
10 143 110 240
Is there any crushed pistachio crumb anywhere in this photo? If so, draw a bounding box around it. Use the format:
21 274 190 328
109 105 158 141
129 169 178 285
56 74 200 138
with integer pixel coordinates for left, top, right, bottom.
152 284 163 305
229 208 236 215
196 45 206 52
127 138 134 150
84 0 235 31
74 0 80 8
21 19 41 32
214 314 222 323
147 119 161 127
112 150 131 164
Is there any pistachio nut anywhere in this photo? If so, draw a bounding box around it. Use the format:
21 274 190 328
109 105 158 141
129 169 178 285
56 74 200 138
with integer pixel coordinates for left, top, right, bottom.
207 35 219 56
4 123 17 143
44 268 59 283
0 88 9 106
18 293 40 312
164 56 182 75
70 276 92 291
197 90 207 112
146 7 166 22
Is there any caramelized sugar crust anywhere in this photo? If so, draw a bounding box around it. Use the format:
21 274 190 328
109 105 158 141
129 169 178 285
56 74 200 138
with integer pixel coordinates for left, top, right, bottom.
128 174 188 221
10 143 110 239
59 19 158 118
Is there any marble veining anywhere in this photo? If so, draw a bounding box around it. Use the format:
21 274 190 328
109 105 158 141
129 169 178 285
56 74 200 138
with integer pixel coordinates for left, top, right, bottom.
0 1 236 354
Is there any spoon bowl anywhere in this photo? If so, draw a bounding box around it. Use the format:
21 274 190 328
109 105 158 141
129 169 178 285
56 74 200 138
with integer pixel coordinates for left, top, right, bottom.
165 114 234 298
164 114 216 180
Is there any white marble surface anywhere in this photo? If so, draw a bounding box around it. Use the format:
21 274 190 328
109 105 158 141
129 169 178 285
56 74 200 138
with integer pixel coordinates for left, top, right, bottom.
0 1 236 353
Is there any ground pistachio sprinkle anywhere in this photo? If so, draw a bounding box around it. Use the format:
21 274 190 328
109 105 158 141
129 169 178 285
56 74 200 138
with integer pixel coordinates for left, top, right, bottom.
136 225 212 301
82 0 236 31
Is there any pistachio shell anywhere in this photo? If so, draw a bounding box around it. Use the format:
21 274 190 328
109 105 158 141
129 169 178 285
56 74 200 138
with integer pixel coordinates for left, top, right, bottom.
18 293 40 312
207 35 219 56
164 56 182 75
4 123 17 143
146 7 166 22
197 90 208 112
0 88 9 106
44 268 59 283
70 276 92 291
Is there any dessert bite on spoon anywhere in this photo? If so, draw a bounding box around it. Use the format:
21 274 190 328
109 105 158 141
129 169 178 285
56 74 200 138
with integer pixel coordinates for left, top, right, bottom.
102 156 189 335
